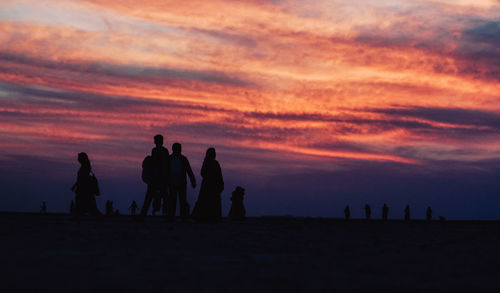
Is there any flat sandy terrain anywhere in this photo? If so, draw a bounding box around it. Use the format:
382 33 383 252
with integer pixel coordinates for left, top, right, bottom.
0 212 499 292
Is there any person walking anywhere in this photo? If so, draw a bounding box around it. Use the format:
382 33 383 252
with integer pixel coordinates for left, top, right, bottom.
71 152 102 218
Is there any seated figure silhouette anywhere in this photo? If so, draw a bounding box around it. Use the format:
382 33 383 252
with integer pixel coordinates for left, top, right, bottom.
71 152 102 218
365 204 371 220
139 135 170 219
228 186 246 220
70 200 75 215
344 205 350 220
129 201 138 216
404 205 410 221
382 203 388 221
168 142 196 221
192 148 224 222
426 206 432 221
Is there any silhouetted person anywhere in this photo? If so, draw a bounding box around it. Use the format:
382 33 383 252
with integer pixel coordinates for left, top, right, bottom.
404 205 410 221
229 186 246 220
192 148 224 222
115 210 120 216
382 203 388 221
344 205 350 220
105 200 114 216
70 200 75 215
129 201 138 216
40 201 47 214
365 204 371 220
71 152 102 218
426 206 432 221
168 143 196 221
140 135 170 219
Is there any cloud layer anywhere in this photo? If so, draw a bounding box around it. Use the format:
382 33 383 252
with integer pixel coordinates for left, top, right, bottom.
1 0 500 216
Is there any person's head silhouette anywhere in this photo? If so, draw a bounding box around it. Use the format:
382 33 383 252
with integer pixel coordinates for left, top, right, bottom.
78 152 90 168
205 147 216 161
154 134 163 147
172 142 182 155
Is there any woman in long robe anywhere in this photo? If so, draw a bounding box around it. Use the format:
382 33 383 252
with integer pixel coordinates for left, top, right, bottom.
71 152 102 218
192 148 224 222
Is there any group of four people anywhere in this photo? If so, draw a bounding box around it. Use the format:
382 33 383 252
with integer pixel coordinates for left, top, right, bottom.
71 134 224 222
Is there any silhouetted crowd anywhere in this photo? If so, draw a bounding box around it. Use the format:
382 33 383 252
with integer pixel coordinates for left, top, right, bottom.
69 134 246 222
61 134 445 222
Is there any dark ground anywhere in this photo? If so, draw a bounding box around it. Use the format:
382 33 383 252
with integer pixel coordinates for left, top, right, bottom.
0 212 499 292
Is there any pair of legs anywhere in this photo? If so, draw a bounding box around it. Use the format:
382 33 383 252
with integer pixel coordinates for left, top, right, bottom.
168 185 188 220
141 185 167 217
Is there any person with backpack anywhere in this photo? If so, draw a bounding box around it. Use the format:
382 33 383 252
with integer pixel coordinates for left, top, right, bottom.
139 135 170 219
167 142 196 221
71 152 102 219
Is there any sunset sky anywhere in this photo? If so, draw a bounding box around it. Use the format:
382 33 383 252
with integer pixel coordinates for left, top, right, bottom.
1 0 500 219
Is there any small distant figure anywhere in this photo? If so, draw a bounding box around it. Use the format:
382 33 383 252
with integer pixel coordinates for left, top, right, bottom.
404 205 410 221
364 204 371 220
40 201 47 214
70 200 75 215
426 206 432 221
115 210 120 216
105 200 114 216
228 186 246 221
382 203 389 221
344 205 350 220
438 216 446 222
129 201 138 216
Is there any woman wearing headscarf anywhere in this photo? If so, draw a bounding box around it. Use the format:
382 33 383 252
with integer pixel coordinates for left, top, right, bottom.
71 152 102 218
192 148 224 222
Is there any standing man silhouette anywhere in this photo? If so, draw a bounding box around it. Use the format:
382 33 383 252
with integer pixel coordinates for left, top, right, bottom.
382 203 389 221
140 134 170 218
404 205 410 221
168 143 196 221
365 204 371 220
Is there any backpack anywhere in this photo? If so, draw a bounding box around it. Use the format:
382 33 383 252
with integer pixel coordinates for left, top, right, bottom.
89 171 100 196
142 155 153 184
